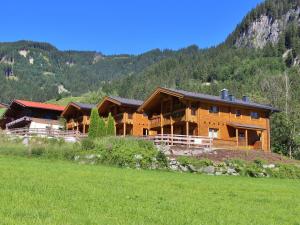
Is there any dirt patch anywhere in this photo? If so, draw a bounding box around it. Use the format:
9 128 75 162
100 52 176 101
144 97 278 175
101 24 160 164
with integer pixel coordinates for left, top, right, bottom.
170 147 299 164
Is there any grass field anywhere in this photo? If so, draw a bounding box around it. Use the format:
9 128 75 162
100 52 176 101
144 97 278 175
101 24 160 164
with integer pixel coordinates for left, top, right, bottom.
0 156 300 225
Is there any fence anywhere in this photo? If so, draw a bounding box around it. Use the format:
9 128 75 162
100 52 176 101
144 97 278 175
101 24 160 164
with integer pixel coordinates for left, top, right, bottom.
4 128 87 141
143 134 212 149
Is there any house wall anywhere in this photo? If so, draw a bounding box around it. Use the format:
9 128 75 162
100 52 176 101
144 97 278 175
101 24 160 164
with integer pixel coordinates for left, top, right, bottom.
29 121 63 130
146 95 271 152
132 113 148 136
197 102 269 151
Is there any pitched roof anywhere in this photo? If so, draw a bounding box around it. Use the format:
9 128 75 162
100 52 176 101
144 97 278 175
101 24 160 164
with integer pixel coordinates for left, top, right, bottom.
107 96 143 107
14 100 65 111
165 88 277 111
139 87 278 112
72 102 96 110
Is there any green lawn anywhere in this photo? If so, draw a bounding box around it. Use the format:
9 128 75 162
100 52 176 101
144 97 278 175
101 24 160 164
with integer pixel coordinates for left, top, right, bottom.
0 156 300 225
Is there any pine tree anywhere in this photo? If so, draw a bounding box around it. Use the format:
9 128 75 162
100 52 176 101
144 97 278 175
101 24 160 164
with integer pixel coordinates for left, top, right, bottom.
98 117 106 137
107 113 115 136
89 108 100 139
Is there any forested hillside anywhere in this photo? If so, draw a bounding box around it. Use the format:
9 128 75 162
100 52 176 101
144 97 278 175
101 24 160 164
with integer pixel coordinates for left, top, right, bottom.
0 41 175 103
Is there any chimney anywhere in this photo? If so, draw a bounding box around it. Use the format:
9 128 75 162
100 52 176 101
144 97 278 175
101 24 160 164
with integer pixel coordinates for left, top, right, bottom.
242 95 250 102
220 89 229 100
228 94 235 101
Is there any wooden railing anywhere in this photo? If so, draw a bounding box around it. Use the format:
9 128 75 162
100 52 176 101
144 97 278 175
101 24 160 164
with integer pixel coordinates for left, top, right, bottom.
4 128 87 140
143 134 212 149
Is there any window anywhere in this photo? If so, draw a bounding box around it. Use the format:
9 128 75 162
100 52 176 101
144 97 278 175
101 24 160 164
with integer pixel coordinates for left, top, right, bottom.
236 109 241 117
128 113 133 119
209 128 219 139
209 106 219 114
250 112 260 119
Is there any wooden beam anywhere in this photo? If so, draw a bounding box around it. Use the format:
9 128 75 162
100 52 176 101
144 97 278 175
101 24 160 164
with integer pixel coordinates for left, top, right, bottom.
245 129 248 147
123 123 126 137
236 128 239 149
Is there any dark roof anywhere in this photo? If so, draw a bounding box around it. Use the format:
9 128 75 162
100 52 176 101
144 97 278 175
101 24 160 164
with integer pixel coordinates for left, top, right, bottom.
109 96 143 107
164 87 278 112
227 122 266 130
72 102 95 110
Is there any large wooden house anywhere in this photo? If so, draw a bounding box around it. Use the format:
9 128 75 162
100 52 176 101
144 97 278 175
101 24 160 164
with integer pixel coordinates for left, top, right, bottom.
98 96 148 136
62 102 95 134
0 100 65 130
138 87 278 152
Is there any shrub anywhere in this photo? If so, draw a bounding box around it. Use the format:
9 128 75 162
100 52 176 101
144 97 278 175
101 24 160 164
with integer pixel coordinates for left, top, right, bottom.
106 113 115 136
92 137 158 169
81 138 95 150
89 108 100 139
98 117 106 137
177 156 213 169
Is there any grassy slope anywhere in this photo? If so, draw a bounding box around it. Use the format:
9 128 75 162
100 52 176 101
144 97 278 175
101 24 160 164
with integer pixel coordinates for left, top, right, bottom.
0 156 299 225
0 108 6 118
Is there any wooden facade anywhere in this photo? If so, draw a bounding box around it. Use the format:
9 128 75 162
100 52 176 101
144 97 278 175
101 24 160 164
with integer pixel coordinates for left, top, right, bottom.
0 100 65 130
98 96 148 136
138 87 278 152
61 102 95 134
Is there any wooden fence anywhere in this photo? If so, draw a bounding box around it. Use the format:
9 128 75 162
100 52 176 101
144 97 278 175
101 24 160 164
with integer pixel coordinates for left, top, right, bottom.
4 128 87 141
142 134 212 149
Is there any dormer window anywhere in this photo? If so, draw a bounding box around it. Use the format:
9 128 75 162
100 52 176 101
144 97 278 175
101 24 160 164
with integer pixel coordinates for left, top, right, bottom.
209 106 219 114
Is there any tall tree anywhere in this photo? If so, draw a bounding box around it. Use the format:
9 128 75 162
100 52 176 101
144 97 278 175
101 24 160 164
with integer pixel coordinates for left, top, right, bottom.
98 117 106 137
88 108 100 139
106 113 115 136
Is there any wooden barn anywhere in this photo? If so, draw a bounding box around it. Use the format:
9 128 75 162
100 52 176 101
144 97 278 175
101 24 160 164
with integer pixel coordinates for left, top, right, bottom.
0 100 65 130
98 96 148 136
62 102 95 134
138 87 278 152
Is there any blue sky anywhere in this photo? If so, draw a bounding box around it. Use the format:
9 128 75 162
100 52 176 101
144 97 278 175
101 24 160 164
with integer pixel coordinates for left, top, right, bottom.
1 0 263 55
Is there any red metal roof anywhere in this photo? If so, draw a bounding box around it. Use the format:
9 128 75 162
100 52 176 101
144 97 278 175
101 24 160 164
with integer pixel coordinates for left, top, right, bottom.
14 100 65 111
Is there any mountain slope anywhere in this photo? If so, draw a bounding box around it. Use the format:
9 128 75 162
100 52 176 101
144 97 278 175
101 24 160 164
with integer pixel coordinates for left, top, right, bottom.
0 41 175 103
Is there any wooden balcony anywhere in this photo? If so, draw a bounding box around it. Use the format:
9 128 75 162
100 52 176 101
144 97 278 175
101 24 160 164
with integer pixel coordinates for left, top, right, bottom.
149 108 197 128
66 116 90 130
114 113 133 124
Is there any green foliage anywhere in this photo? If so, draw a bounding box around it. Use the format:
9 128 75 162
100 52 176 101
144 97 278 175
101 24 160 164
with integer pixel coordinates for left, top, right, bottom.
88 108 100 139
81 138 96 150
98 117 106 137
177 156 213 169
106 113 115 136
92 137 158 169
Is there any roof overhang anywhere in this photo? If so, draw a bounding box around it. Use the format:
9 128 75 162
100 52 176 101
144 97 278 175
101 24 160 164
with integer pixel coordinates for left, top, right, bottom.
138 87 184 112
61 102 81 117
227 122 266 131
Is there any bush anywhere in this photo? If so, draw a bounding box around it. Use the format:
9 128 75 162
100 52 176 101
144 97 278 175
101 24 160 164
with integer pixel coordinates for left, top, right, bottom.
81 138 95 150
177 156 213 169
92 137 158 169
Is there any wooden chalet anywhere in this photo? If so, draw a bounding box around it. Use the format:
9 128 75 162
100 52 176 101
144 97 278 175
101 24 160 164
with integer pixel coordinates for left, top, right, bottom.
0 100 65 130
138 87 278 152
98 96 148 136
61 102 95 134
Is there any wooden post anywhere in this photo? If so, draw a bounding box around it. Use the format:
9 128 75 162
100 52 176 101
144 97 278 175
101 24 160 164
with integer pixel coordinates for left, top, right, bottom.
186 121 190 147
83 124 86 134
245 129 248 147
171 123 174 145
236 128 239 149
123 123 126 137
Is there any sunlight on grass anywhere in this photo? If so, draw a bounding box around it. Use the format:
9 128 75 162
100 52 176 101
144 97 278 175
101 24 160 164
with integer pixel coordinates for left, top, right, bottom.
0 156 299 225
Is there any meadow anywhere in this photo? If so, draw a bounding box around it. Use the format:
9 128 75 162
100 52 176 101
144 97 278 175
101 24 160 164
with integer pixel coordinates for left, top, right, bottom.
0 156 299 225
